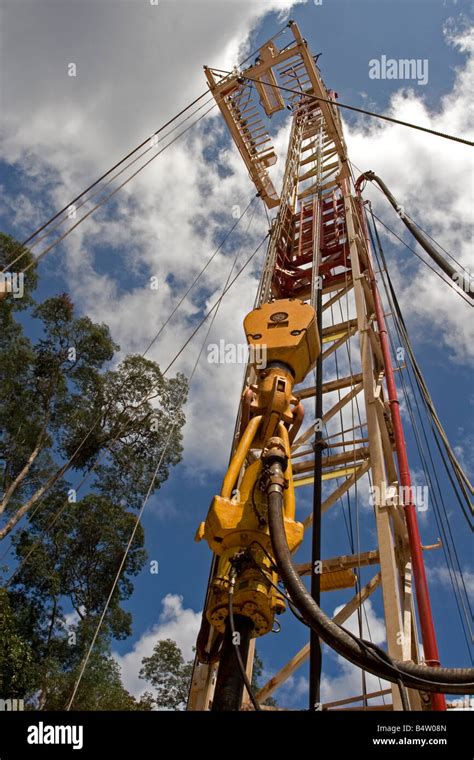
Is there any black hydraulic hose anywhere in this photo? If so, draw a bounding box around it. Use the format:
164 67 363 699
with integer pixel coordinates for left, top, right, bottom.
268 492 474 695
309 283 323 710
357 171 474 301
397 679 410 711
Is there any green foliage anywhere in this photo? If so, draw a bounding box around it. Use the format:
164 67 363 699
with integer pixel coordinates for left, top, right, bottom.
0 588 36 698
41 637 145 711
0 291 119 536
0 232 38 311
70 355 187 509
139 639 193 710
0 235 188 709
11 493 146 642
137 640 278 711
252 650 277 707
0 288 188 539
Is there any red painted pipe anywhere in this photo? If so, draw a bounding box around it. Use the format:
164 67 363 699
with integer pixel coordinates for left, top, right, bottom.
355 181 446 711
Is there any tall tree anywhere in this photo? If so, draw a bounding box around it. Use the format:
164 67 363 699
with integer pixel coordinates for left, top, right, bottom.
0 232 188 708
11 492 146 638
0 285 187 539
139 639 193 710
41 637 147 712
251 650 277 707
0 588 36 698
138 639 278 710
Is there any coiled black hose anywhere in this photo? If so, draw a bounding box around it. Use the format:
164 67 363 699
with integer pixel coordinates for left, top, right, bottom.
268 491 474 695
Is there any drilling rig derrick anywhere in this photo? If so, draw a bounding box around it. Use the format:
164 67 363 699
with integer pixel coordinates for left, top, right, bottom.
189 20 446 713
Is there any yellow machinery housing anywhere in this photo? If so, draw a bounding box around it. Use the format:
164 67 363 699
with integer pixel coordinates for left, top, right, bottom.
196 297 320 640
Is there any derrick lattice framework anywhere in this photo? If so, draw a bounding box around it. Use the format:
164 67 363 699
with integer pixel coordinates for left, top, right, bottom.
189 21 444 712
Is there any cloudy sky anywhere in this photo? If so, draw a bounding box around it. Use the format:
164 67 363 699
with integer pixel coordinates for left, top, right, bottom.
1 0 472 709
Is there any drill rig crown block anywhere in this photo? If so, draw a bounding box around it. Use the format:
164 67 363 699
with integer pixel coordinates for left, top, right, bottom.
254 42 286 116
244 298 320 384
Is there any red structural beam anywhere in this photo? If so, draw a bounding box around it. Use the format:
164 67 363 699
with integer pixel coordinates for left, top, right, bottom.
355 180 446 711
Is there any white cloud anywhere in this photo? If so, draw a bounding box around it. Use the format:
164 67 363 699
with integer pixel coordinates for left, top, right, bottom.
321 657 391 708
273 673 309 708
321 599 390 706
447 695 474 710
62 609 81 628
333 597 386 645
2 3 470 714
113 593 201 699
428 564 474 596
1 6 472 479
344 19 474 366
0 0 303 473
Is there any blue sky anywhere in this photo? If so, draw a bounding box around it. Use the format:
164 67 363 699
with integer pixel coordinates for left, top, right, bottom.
0 0 472 708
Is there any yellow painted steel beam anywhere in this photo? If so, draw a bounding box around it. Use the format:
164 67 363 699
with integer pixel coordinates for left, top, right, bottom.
293 465 360 487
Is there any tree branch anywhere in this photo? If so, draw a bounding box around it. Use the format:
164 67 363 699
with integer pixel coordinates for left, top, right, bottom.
0 412 51 515
0 458 70 541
